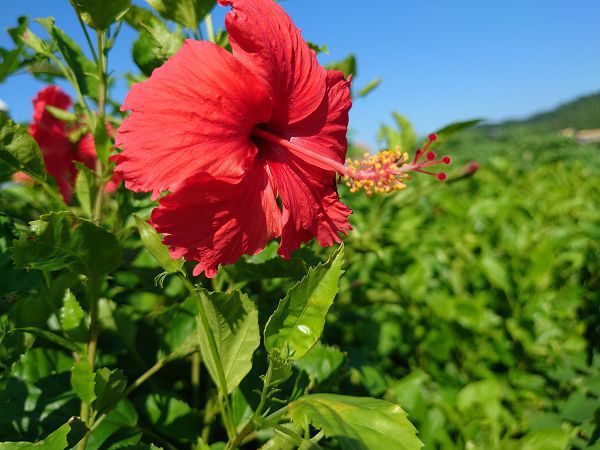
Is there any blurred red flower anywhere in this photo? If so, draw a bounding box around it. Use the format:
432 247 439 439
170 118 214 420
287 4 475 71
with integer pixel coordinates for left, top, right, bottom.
114 0 353 277
18 86 121 203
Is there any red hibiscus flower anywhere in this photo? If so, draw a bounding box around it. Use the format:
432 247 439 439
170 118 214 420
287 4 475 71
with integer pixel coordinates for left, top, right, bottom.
20 86 121 202
114 0 352 277
114 0 450 277
25 86 76 202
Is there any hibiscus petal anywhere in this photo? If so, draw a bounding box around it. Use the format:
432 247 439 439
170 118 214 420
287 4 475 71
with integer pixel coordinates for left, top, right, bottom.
29 86 72 138
27 86 76 203
115 40 272 199
266 150 351 258
285 70 352 170
256 70 352 257
150 159 281 278
219 0 327 128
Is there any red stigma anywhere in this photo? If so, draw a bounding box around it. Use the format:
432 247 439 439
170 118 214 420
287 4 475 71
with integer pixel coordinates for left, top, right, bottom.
428 133 437 141
442 156 452 165
437 172 447 181
426 151 436 161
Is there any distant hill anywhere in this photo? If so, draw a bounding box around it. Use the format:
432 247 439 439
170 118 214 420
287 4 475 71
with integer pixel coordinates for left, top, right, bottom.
482 91 600 133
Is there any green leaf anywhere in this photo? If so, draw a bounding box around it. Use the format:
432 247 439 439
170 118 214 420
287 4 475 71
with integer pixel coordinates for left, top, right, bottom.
134 214 184 275
36 17 98 99
45 105 78 122
86 399 139 449
294 343 346 384
0 417 88 450
434 118 483 140
20 28 50 56
71 358 96 404
0 114 46 179
12 211 121 278
139 394 199 442
72 0 132 31
264 246 344 360
560 391 598 423
356 78 381 98
195 289 260 393
145 0 216 30
393 112 417 152
74 162 97 218
93 120 111 165
9 327 83 353
326 54 356 78
289 394 422 450
0 18 28 82
59 289 88 342
94 367 127 413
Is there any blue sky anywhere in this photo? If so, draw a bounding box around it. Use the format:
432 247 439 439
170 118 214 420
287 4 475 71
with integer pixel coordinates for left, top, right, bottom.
1 0 599 148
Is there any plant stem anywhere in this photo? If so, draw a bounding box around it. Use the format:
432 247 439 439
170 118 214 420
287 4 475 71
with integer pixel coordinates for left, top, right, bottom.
74 10 98 63
225 361 276 450
78 277 101 450
92 29 107 223
191 352 201 410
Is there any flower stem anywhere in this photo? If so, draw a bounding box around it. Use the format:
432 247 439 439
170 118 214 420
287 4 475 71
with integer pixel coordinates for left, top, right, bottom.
93 30 107 223
73 7 98 63
225 361 277 450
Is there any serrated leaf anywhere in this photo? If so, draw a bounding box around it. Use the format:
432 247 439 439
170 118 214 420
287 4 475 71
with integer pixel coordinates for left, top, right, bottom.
289 394 422 450
94 367 127 413
264 246 344 360
36 17 98 99
195 289 260 393
59 288 88 342
0 417 88 450
71 358 96 404
145 0 216 30
134 214 184 274
12 211 121 278
72 0 132 31
0 114 46 179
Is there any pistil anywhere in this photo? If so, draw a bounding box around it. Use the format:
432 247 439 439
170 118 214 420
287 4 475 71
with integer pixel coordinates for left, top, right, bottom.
252 128 451 196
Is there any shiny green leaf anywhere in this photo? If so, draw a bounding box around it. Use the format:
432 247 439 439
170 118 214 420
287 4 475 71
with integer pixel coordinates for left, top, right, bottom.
289 394 422 450
264 246 344 360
